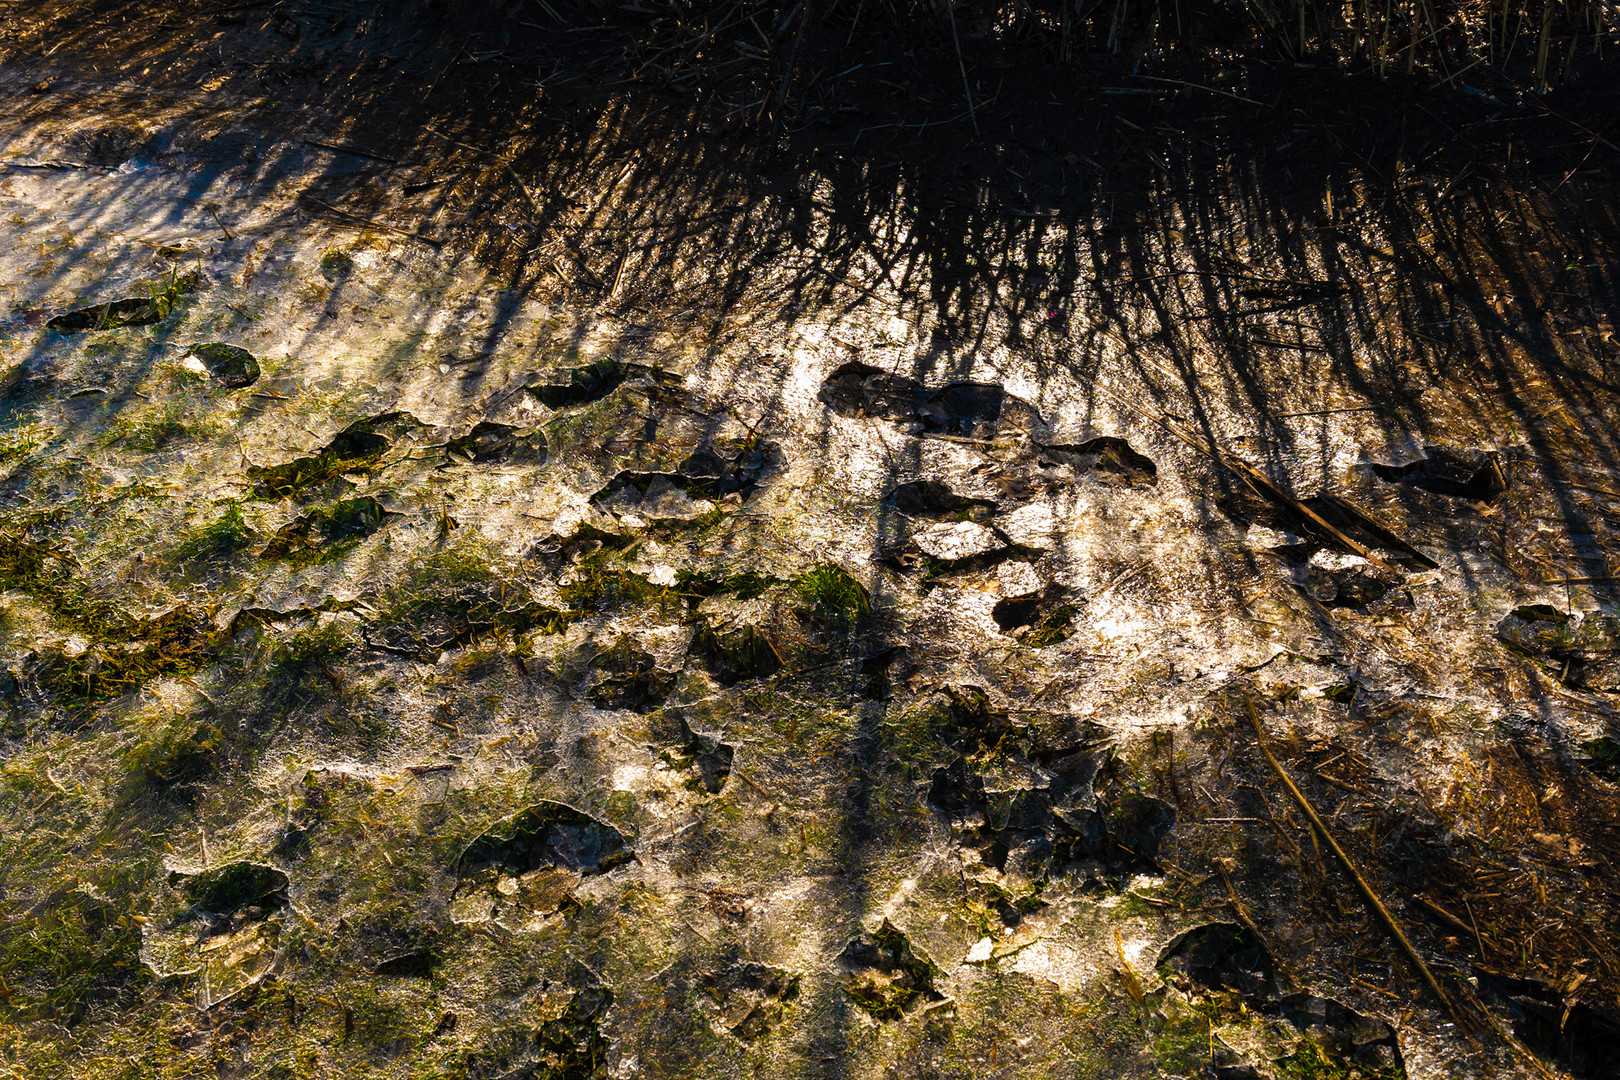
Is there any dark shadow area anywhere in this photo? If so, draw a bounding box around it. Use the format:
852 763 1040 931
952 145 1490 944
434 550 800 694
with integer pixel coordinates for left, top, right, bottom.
1 2 1617 572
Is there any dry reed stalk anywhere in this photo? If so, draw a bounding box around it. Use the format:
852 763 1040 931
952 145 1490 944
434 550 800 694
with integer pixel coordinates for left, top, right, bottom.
1242 692 1570 1079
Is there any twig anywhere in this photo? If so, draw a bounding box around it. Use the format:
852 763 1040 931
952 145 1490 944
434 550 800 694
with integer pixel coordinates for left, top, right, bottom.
1130 74 1265 107
1161 416 1398 573
182 678 218 707
5 160 91 170
1049 358 1411 573
204 204 235 241
1243 694 1561 1079
1089 562 1151 603
1411 894 1474 938
581 161 635 222
420 125 541 216
43 768 70 796
1527 99 1620 158
1216 859 1298 987
302 138 399 164
723 98 767 120
299 196 442 247
769 0 811 126
945 0 980 140
608 251 629 300
1462 896 1488 961
1271 406 1380 418
636 0 746 82
731 767 770 798
1249 335 1330 353
1243 692 1464 1020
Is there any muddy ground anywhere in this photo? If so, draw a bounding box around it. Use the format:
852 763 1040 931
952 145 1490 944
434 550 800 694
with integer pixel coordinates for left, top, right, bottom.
2 1 1620 1078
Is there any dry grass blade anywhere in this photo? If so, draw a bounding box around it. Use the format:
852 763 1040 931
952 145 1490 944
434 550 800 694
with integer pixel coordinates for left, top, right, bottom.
421 125 542 216
1243 691 1459 1008
945 0 980 140
1242 692 1563 1079
299 195 442 247
1215 858 1298 988
1160 416 1399 573
1113 929 1147 1011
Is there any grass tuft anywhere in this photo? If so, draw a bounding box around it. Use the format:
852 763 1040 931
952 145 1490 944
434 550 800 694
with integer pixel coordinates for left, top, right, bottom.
173 502 255 564
794 563 869 618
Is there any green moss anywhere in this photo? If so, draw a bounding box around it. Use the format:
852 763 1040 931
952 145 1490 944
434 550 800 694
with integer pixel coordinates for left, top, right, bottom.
181 862 288 916
319 249 355 279
0 422 51 469
840 921 943 1021
1275 1038 1405 1080
530 358 630 409
372 545 569 659
915 553 948 588
40 612 211 702
534 990 609 1080
0 892 147 1025
270 619 359 674
338 981 441 1049
83 337 126 360
879 687 1016 767
1147 995 1222 1074
262 497 388 566
246 415 402 498
45 269 194 334
967 876 1047 929
111 402 195 452
124 719 221 791
187 343 260 387
455 992 612 1080
1581 737 1620 780
673 568 779 602
690 621 784 684
0 533 212 699
172 501 255 563
877 698 955 763
1020 603 1076 648
559 548 677 615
